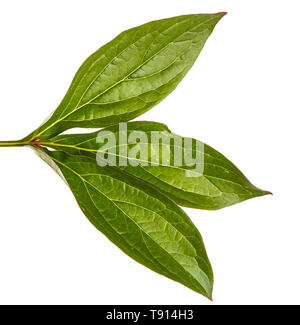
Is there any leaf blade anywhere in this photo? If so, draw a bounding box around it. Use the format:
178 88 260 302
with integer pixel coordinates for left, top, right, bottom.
36 148 214 298
26 13 225 140
41 121 270 210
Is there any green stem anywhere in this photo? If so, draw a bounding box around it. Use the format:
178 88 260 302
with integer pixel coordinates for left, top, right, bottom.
0 140 28 147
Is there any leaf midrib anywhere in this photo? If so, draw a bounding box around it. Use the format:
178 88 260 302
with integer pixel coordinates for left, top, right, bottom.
49 132 246 181
42 140 254 196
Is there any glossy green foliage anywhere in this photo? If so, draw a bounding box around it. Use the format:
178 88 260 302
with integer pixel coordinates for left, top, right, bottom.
25 13 226 140
36 148 214 298
0 13 271 299
42 121 270 210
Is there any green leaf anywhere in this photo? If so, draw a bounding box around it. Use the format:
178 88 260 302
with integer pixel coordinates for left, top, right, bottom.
35 148 214 299
25 13 225 140
40 121 270 210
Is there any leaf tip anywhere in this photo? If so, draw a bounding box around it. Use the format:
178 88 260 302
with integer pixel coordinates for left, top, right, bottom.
207 295 213 302
258 188 272 197
250 186 272 198
204 284 213 301
216 12 227 22
211 12 227 24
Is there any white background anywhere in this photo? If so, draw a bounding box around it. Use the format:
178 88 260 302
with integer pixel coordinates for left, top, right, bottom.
0 0 299 305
